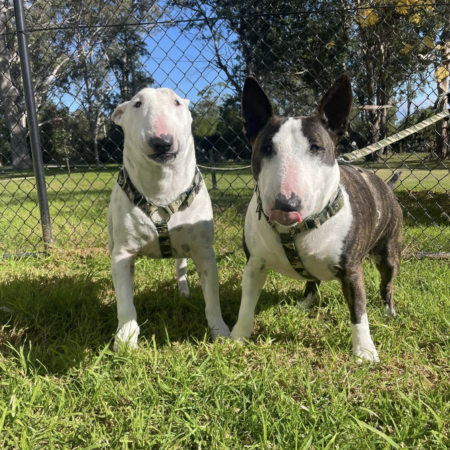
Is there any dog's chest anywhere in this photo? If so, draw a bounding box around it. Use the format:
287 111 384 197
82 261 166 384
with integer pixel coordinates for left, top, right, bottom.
245 192 353 281
109 183 214 258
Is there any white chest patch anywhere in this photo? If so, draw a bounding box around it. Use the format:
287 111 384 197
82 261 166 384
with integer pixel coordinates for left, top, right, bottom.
245 188 353 281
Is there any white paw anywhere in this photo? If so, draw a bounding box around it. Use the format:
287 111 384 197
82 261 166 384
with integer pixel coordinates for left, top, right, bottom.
113 320 140 351
230 323 253 342
353 345 380 364
351 314 379 364
210 319 231 341
385 305 396 317
178 280 190 298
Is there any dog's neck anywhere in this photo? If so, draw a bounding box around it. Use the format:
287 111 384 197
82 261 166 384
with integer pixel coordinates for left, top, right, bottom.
123 134 197 205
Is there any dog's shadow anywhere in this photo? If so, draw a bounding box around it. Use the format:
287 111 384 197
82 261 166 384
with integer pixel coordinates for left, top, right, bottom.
0 263 339 375
0 267 243 375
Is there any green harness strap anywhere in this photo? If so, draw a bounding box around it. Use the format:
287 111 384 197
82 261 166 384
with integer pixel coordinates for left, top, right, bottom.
117 166 203 258
255 185 345 281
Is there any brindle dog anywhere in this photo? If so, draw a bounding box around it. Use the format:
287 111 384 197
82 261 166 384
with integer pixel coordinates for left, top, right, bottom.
230 74 402 363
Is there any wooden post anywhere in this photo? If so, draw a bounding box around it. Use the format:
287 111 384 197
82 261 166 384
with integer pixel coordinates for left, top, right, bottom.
209 149 217 189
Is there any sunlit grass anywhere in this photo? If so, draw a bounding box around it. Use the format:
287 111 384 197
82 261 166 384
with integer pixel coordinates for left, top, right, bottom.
1 152 450 256
0 251 449 448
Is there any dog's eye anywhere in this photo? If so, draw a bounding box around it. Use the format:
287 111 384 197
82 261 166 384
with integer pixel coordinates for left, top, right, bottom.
263 144 273 155
174 99 181 106
310 144 324 152
134 101 142 108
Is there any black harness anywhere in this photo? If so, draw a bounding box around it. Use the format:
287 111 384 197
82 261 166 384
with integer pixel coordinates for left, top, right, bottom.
117 166 203 258
255 184 345 281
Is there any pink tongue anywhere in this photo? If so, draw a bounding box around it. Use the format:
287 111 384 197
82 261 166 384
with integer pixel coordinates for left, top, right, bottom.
269 210 302 225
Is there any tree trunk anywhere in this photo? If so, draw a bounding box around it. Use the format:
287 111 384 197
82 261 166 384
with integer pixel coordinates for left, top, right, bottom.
359 26 380 162
0 7 32 169
364 54 380 160
83 63 100 167
435 30 450 160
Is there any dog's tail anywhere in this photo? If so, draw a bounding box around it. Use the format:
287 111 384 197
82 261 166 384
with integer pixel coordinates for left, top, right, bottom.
386 172 401 190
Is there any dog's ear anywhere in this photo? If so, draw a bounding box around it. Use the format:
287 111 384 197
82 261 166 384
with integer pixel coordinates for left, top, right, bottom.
316 74 352 140
112 101 130 126
242 76 273 143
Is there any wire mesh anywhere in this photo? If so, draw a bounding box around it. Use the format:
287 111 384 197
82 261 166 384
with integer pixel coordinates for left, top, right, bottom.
1 0 449 257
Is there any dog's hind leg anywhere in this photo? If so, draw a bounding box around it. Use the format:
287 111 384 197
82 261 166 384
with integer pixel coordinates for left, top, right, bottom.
176 258 190 297
111 250 139 351
191 247 230 340
373 238 401 318
298 281 321 311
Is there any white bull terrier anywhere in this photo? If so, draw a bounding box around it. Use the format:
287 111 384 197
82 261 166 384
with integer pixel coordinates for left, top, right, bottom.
108 87 230 350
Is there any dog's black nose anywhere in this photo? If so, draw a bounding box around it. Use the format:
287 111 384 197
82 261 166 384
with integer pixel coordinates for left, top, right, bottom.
274 193 302 212
150 134 174 153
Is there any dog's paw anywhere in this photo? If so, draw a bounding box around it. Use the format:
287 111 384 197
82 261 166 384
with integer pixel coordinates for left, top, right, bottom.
210 319 231 341
113 320 140 352
385 305 396 318
178 280 190 298
352 345 380 364
230 323 253 343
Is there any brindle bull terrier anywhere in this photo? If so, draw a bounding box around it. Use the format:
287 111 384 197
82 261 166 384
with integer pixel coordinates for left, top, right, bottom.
230 74 402 363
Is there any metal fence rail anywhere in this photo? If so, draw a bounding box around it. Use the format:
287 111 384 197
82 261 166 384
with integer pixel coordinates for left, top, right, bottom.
1 0 449 258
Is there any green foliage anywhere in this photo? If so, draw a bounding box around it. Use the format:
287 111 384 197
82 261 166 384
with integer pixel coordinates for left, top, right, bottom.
192 85 248 161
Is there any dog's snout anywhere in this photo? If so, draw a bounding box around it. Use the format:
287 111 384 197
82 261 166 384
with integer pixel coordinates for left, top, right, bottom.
150 134 174 153
274 193 302 212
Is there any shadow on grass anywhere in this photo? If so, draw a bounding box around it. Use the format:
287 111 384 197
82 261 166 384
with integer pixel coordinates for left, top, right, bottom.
0 257 331 375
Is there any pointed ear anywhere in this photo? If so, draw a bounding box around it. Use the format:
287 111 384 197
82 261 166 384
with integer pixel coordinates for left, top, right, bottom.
111 101 130 126
241 76 273 143
316 74 352 139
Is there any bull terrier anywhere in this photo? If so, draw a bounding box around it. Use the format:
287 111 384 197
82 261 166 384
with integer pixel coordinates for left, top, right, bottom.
230 74 402 363
108 88 230 350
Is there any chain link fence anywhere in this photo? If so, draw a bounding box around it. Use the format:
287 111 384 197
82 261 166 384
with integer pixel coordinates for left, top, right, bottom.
1 0 449 258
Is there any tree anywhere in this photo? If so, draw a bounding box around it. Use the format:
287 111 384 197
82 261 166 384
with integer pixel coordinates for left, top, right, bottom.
0 3 31 169
352 0 441 160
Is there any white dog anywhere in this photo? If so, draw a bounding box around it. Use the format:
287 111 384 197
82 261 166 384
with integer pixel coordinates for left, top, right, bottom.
108 87 230 350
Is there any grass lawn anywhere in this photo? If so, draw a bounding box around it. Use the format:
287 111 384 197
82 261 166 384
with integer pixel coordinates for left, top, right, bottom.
0 250 449 448
1 152 450 256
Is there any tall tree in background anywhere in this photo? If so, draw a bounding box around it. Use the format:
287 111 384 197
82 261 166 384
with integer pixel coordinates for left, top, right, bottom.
352 0 438 160
0 2 31 169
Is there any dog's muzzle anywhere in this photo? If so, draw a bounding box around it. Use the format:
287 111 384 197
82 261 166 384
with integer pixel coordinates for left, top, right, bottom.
148 134 177 163
269 193 302 226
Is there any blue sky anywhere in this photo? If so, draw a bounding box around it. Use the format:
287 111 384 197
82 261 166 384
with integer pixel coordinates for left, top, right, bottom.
59 15 440 126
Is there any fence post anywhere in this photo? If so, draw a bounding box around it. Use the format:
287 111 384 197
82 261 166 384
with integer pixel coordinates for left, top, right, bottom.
13 0 53 250
209 149 217 189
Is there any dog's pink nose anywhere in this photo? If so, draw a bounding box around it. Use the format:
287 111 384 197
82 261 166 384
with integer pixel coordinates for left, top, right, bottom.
269 210 302 225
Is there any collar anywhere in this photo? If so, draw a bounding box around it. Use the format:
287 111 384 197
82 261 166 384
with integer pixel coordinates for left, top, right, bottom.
117 165 203 225
255 183 344 235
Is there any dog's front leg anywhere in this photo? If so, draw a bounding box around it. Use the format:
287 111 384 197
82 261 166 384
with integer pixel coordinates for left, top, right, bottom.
191 248 230 340
111 250 139 351
175 258 190 297
231 257 268 342
339 265 379 363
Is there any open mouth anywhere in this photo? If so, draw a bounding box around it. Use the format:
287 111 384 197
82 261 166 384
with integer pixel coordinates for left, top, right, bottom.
147 153 178 164
269 210 302 227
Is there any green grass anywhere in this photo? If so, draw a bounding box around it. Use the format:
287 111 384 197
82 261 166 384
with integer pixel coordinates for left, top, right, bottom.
1 251 449 448
1 152 450 255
